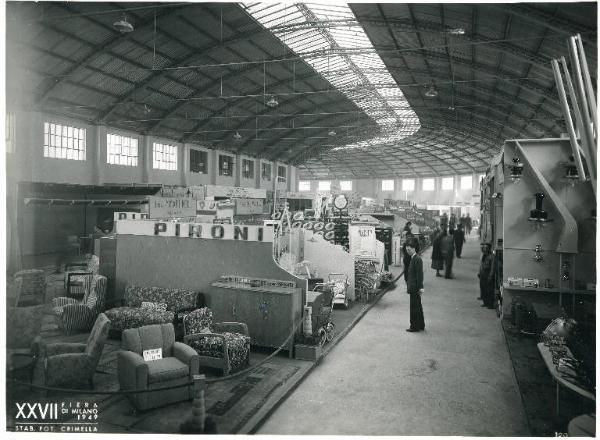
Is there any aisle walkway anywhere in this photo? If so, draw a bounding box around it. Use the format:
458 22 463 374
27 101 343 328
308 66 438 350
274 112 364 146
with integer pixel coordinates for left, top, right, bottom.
257 237 530 436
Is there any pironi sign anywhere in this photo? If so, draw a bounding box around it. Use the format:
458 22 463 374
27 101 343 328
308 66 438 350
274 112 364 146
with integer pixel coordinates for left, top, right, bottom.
116 220 273 242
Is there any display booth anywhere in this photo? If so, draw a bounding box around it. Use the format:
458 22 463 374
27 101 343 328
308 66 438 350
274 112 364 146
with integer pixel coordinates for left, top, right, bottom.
112 219 305 356
501 138 596 324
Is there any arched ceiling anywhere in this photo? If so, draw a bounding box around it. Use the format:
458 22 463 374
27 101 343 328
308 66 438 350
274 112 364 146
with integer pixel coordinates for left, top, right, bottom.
6 2 597 179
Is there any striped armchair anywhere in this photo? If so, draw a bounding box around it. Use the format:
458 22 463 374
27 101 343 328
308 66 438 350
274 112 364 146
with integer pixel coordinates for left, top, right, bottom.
52 275 107 334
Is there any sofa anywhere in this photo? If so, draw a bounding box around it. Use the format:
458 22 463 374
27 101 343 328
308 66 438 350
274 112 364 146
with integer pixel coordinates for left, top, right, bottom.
52 275 108 334
118 323 199 411
105 285 202 335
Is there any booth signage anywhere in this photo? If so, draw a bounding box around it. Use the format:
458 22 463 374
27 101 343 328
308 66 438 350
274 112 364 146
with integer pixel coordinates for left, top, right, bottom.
196 199 218 213
283 191 314 200
116 220 274 242
161 186 205 199
205 185 266 199
148 196 197 218
113 212 149 221
235 198 264 215
348 224 377 257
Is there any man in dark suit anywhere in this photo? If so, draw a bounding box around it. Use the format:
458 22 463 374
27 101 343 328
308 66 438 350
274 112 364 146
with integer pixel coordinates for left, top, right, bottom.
405 237 425 332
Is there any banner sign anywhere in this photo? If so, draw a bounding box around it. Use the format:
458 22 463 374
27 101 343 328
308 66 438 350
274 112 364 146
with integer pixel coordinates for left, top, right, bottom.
116 220 273 242
148 196 197 218
234 198 264 215
205 185 266 199
160 186 205 199
196 199 218 213
113 212 149 221
348 224 377 258
283 191 315 200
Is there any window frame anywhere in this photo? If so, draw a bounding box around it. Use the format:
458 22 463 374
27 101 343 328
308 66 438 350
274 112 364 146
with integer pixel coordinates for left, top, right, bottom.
339 180 352 191
218 154 234 176
422 178 435 191
152 142 178 170
107 133 139 167
277 165 287 182
242 158 255 179
402 178 415 191
189 148 208 174
460 175 473 190
298 181 311 192
381 179 394 191
43 121 86 161
261 162 272 181
318 181 331 191
441 177 454 191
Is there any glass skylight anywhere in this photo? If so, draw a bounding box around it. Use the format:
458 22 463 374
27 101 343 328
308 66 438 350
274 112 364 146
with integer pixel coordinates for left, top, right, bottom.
242 2 421 151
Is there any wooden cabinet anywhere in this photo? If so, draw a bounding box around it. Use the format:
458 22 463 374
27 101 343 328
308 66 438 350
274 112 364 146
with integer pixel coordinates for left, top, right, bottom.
207 279 303 357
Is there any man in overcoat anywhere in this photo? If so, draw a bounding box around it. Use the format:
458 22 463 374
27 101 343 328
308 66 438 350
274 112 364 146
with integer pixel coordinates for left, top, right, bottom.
405 237 425 332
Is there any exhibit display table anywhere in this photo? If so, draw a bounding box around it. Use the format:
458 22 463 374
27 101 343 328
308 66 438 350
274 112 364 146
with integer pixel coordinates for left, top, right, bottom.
537 343 595 415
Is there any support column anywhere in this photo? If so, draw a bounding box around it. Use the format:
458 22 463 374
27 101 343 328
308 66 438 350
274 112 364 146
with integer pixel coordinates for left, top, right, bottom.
142 136 152 183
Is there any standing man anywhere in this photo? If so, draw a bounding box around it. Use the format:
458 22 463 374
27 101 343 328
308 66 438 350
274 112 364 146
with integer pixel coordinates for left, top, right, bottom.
478 242 495 308
465 213 472 235
440 228 455 279
405 237 425 332
454 224 466 258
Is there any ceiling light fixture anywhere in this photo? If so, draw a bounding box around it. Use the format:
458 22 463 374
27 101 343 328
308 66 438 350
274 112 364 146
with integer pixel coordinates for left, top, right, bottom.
266 96 279 108
113 15 134 33
425 84 438 98
233 131 242 142
328 129 337 136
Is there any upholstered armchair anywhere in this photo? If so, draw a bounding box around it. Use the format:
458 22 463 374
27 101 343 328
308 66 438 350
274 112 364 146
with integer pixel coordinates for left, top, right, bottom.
52 275 107 334
183 308 250 376
7 277 22 308
7 304 45 369
13 269 46 306
34 313 111 389
118 323 199 411
64 255 99 299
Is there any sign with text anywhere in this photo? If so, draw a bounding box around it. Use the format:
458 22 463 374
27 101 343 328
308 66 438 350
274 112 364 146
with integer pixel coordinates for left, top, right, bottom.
196 199 218 213
234 198 264 215
283 191 315 200
113 212 149 221
142 348 162 362
205 185 266 199
116 220 274 242
148 196 197 218
348 223 377 258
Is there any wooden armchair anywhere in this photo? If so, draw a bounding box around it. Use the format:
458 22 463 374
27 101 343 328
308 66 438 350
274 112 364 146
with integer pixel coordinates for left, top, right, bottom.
183 308 250 376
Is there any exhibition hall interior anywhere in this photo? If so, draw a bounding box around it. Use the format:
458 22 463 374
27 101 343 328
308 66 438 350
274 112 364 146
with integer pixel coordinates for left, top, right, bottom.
4 1 597 436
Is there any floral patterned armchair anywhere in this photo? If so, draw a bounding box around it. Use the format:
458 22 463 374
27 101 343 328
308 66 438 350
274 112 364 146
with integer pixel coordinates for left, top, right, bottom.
183 308 250 376
33 313 111 389
52 275 107 334
64 255 99 299
105 285 200 334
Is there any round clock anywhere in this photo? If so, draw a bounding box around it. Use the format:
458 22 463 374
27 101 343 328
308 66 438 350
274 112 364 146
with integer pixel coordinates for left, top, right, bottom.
333 194 348 210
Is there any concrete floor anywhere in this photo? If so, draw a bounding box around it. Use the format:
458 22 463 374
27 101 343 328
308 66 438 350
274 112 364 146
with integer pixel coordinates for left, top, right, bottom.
257 237 530 436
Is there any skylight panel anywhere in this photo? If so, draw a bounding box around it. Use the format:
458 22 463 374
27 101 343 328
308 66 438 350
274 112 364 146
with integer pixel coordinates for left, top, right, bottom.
242 2 421 151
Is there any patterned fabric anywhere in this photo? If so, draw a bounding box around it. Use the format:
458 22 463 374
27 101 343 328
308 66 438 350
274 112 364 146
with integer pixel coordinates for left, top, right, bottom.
64 255 99 297
183 308 250 373
105 286 198 333
125 286 198 312
7 305 45 349
36 313 110 388
187 333 250 370
14 269 46 305
7 277 22 308
52 275 107 334
141 302 168 312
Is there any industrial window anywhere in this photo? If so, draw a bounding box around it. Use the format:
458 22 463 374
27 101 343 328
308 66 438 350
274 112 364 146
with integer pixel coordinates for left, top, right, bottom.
318 181 331 191
6 113 15 153
298 181 311 191
219 154 234 176
381 179 394 191
422 178 435 191
242 159 254 179
442 177 454 190
190 149 207 174
107 133 138 166
277 165 286 182
460 175 472 190
402 179 415 191
261 162 272 181
43 122 86 160
153 142 177 170
340 180 352 191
